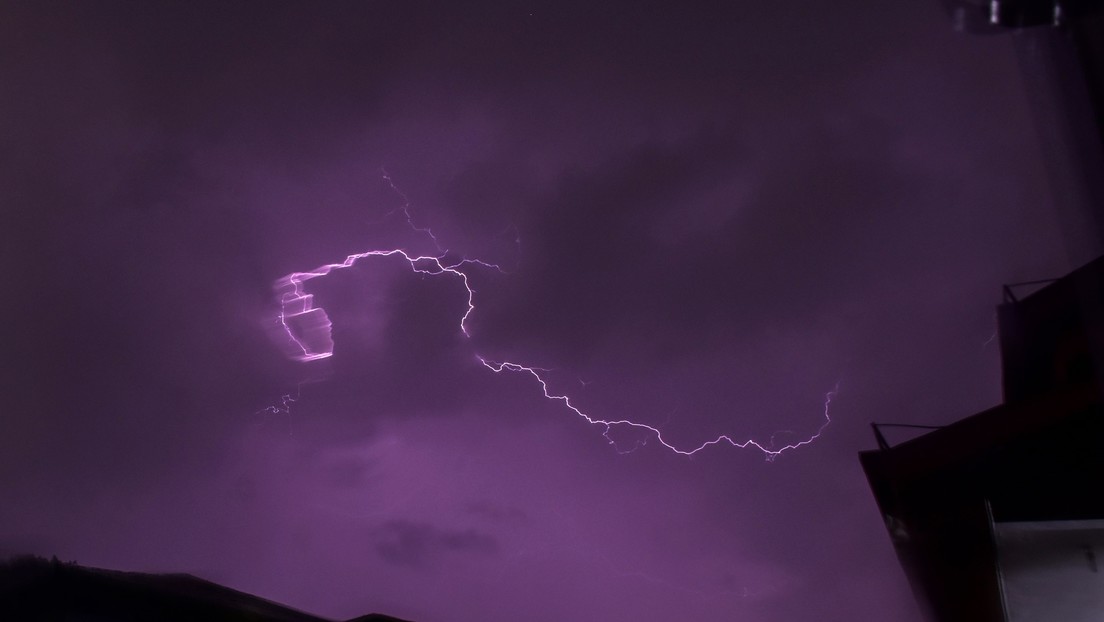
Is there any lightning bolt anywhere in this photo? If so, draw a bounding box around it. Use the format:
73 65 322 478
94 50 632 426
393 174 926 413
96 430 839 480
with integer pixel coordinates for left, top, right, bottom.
256 385 301 416
478 358 836 460
275 248 502 361
253 382 308 435
264 175 835 460
981 330 998 348
381 167 446 253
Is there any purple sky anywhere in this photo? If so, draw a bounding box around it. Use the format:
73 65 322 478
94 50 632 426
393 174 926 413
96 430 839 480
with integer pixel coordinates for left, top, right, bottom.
0 2 1093 621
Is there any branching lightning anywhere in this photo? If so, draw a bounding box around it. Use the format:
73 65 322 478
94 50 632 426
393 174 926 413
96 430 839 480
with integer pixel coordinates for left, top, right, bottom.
275 248 502 360
256 384 301 416
265 175 836 460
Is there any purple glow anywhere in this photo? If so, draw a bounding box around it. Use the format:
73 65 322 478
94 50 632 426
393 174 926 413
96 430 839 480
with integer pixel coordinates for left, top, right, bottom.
269 180 834 459
4 4 1068 621
273 248 496 358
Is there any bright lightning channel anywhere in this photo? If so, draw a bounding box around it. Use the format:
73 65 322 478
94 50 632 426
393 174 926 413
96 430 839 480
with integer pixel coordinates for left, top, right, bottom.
266 177 835 460
275 248 501 361
478 358 836 460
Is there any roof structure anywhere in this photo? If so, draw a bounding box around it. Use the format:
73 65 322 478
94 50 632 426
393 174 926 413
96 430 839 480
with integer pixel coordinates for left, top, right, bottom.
860 255 1104 621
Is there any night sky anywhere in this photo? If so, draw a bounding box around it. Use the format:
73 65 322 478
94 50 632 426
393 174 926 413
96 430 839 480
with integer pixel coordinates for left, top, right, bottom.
0 2 1091 621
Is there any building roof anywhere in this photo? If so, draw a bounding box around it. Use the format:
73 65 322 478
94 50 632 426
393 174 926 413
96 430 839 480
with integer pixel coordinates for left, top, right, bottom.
860 254 1104 621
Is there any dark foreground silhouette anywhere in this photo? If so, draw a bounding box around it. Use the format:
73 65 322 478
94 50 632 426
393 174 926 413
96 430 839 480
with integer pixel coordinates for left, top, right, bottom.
0 555 411 622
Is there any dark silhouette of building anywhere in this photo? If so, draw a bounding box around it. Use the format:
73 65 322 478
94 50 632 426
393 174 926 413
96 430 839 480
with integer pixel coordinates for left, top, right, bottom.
0 555 411 622
861 256 1104 621
861 3 1104 620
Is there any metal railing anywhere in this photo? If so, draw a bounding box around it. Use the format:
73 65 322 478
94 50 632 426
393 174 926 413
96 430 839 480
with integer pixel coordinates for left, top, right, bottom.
870 422 946 450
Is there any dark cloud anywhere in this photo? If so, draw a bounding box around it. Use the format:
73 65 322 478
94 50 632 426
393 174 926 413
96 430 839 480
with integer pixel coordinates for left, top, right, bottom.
372 520 499 568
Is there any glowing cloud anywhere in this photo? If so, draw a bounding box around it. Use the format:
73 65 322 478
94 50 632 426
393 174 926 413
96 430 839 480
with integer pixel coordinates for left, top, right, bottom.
266 176 835 459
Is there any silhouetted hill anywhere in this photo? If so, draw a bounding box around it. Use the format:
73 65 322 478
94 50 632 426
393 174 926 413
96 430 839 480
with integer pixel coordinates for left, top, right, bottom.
0 555 411 622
